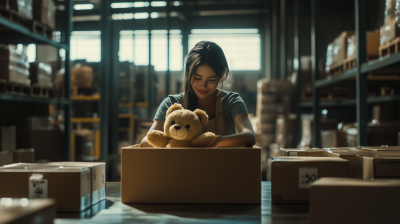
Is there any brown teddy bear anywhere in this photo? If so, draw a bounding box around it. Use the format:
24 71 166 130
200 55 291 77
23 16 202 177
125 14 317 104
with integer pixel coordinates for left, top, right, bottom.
147 103 216 147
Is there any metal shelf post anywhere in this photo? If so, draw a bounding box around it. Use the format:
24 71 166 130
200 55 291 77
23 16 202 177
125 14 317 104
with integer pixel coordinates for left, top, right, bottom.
294 0 302 146
311 0 321 148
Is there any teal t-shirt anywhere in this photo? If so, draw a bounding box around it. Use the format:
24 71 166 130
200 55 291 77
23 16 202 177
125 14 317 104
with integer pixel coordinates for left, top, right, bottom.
153 90 248 135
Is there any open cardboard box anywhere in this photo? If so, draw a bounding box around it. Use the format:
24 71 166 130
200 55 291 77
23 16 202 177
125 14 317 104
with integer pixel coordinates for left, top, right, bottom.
121 144 261 204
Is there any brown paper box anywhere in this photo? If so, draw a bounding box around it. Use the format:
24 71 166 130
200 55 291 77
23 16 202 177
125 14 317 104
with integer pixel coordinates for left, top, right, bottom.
324 150 369 178
0 126 16 151
0 164 91 211
271 157 348 203
0 198 55 224
32 0 56 29
363 156 400 180
310 177 400 224
0 150 13 166
46 162 106 205
13 149 35 163
380 18 400 45
121 145 261 204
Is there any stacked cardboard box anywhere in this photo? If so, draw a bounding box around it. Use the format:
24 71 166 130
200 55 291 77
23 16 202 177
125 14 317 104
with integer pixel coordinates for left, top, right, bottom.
13 149 35 163
346 30 380 59
346 123 400 146
280 148 324 157
310 178 400 224
32 0 56 29
0 0 33 20
29 62 53 88
380 0 400 45
0 198 55 224
0 45 30 85
0 125 16 166
298 116 339 148
256 79 294 150
16 117 63 162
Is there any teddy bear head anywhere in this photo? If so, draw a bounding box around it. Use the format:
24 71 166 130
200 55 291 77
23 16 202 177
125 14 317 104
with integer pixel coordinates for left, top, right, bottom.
164 103 208 141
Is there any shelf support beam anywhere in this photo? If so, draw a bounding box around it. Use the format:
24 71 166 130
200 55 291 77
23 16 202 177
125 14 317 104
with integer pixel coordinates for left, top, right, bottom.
280 0 287 79
311 0 321 148
355 0 368 146
294 0 302 146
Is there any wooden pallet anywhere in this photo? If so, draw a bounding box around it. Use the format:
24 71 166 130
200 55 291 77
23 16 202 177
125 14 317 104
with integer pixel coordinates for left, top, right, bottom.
379 37 400 57
30 20 53 39
327 55 379 76
0 79 30 95
302 90 355 101
30 84 53 98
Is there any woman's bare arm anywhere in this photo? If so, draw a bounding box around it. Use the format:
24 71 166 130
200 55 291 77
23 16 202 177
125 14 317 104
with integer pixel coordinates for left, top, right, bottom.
211 113 256 147
140 120 165 147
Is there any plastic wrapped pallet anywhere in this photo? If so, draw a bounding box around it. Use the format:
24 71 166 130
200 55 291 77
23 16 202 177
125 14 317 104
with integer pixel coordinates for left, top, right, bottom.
71 64 93 88
32 0 56 29
29 62 53 87
380 0 400 45
0 45 30 85
346 30 380 59
0 0 33 20
325 31 354 72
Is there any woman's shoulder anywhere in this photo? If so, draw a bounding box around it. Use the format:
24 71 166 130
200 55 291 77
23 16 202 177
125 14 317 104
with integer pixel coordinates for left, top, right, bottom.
221 90 242 102
161 93 184 106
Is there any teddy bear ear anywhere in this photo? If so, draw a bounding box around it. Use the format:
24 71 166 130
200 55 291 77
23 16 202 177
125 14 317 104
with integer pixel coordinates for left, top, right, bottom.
166 103 184 117
194 109 208 126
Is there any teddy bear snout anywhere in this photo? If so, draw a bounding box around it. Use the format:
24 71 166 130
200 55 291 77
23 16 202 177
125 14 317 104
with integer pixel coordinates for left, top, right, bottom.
174 126 181 130
169 124 188 140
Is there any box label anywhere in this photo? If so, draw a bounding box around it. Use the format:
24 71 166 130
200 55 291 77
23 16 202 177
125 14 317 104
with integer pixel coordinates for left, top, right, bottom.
299 167 318 189
29 179 48 198
289 152 298 156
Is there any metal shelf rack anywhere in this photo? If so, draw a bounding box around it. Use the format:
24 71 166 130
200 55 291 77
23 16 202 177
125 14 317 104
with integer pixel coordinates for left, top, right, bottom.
0 0 73 161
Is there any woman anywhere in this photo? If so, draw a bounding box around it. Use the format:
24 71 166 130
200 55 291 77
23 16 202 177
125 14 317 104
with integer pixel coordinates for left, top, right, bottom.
141 41 256 147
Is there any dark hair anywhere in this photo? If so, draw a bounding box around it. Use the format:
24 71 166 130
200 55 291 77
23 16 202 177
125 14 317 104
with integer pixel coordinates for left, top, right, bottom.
182 41 230 111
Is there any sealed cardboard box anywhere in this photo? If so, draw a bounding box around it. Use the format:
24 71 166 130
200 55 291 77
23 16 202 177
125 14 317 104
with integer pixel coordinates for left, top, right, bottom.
363 156 400 180
0 126 15 151
0 198 55 224
280 148 324 157
0 46 30 85
121 145 261 204
0 164 91 211
13 149 35 163
29 62 53 87
310 177 400 224
271 157 348 203
46 162 106 205
346 30 380 59
324 149 371 178
0 150 13 166
380 18 400 45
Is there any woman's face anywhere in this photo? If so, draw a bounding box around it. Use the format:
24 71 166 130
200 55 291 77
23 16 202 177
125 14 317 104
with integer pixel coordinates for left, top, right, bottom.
191 64 220 100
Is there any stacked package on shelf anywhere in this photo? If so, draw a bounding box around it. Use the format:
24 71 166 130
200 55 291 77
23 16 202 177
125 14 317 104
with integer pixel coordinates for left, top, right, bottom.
32 0 56 29
298 115 339 148
29 62 53 88
0 0 33 20
380 0 400 46
326 31 354 72
256 79 294 149
346 30 380 60
0 45 30 85
0 126 16 166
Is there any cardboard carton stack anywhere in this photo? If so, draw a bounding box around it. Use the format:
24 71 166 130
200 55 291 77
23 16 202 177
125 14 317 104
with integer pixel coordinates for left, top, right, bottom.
29 62 53 88
0 125 16 166
32 0 56 30
16 117 63 162
298 115 339 148
0 45 30 85
0 0 33 20
256 79 294 150
380 0 400 46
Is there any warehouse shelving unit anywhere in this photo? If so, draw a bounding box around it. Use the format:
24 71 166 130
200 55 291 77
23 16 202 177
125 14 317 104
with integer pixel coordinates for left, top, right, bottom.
0 0 73 160
293 0 400 147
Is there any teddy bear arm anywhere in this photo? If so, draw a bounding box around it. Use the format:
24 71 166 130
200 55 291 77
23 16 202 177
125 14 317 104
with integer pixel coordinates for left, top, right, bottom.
190 132 216 147
147 130 170 148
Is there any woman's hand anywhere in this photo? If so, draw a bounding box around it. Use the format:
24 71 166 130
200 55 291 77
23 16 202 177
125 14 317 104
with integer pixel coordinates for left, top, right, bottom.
211 135 222 147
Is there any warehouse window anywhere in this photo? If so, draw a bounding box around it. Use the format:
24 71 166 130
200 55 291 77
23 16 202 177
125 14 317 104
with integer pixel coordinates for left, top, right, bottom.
119 30 183 71
189 29 260 71
71 31 101 62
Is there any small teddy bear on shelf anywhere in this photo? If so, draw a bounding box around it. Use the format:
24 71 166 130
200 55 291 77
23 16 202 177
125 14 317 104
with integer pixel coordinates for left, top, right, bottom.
147 103 216 148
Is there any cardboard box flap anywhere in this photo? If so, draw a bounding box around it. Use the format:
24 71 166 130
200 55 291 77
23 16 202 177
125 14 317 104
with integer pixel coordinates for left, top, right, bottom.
272 156 347 162
0 164 89 173
311 177 400 187
361 146 400 151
